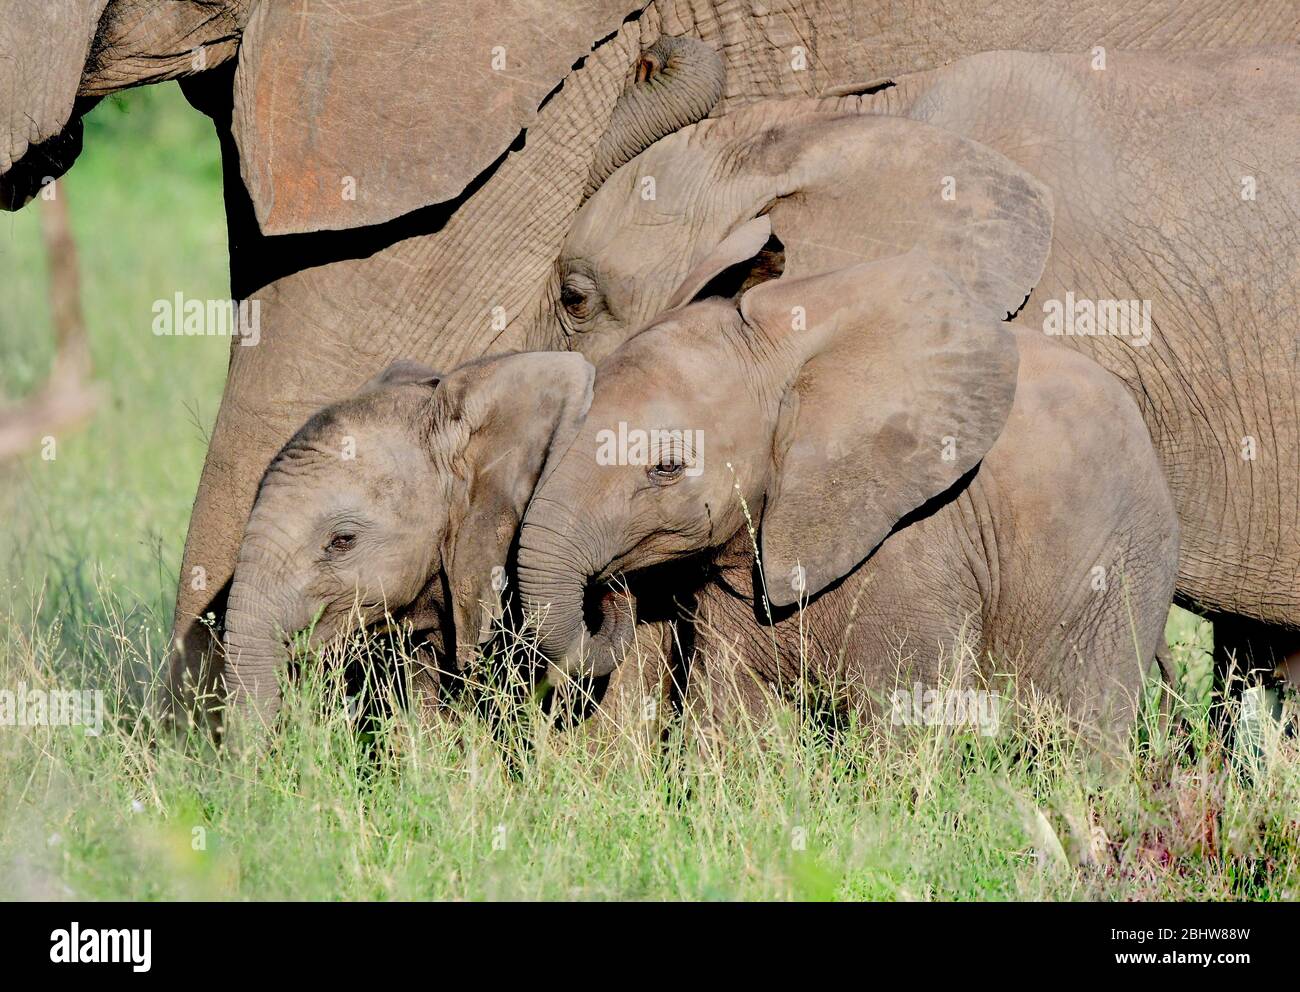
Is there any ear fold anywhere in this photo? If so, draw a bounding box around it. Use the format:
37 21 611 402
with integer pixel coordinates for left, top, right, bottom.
740 255 1020 607
434 352 594 666
664 215 775 310
361 359 443 393
232 2 647 235
0 0 106 176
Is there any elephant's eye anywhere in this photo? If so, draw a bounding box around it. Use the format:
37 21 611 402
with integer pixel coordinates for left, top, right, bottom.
648 461 685 484
558 270 602 328
326 533 356 555
559 283 590 319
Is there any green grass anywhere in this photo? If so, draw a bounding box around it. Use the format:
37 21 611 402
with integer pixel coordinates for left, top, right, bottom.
2 593 1297 901
1 83 1297 901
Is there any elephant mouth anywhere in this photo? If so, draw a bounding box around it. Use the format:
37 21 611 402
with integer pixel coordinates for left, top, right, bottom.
570 581 638 678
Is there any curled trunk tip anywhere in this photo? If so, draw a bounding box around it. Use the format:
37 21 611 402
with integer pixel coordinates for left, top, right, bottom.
516 518 635 679
585 35 726 196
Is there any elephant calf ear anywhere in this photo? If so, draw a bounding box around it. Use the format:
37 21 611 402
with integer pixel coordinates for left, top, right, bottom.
664 216 775 310
740 255 1019 608
765 114 1055 322
437 352 594 667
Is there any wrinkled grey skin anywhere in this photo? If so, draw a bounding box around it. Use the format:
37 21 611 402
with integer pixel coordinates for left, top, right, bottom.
535 48 1300 663
222 353 594 731
519 255 1181 739
0 0 247 207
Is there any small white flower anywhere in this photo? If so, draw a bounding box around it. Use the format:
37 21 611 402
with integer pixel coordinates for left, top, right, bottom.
130 800 145 814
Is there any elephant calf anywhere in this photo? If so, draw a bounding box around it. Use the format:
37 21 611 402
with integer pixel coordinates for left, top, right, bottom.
519 253 1181 741
220 353 595 728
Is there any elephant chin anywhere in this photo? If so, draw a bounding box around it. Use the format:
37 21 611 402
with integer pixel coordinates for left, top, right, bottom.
548 586 638 683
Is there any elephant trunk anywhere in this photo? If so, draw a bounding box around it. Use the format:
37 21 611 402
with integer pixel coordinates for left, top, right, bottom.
517 512 591 667
580 586 638 678
517 500 634 679
585 36 726 196
221 563 312 731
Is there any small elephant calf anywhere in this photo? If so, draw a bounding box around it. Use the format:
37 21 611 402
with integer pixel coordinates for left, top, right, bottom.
220 352 593 726
519 252 1181 741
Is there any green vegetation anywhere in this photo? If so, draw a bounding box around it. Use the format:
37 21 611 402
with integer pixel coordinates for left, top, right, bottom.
2 83 229 603
1 83 1295 901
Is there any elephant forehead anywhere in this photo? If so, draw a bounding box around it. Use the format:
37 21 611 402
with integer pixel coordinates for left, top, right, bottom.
588 366 691 423
279 416 422 484
263 459 427 531
594 334 733 416
569 145 716 251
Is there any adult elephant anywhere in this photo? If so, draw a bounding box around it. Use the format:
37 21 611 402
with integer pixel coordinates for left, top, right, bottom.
527 49 1300 671
2 1 1296 724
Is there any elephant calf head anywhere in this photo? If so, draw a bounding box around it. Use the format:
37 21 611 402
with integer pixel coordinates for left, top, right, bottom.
518 251 1019 678
221 353 594 731
539 105 1053 363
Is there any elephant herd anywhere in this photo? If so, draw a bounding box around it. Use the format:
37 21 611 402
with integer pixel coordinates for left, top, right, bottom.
3 2 1297 748
220 42 1296 745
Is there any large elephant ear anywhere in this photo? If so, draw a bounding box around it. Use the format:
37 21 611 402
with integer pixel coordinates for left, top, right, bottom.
739 254 1020 608
432 352 594 667
0 0 107 175
699 111 1055 323
232 0 645 235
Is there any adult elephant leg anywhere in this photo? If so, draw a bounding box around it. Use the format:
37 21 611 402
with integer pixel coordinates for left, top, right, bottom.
163 270 378 723
1206 612 1299 760
164 69 454 724
163 85 497 724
